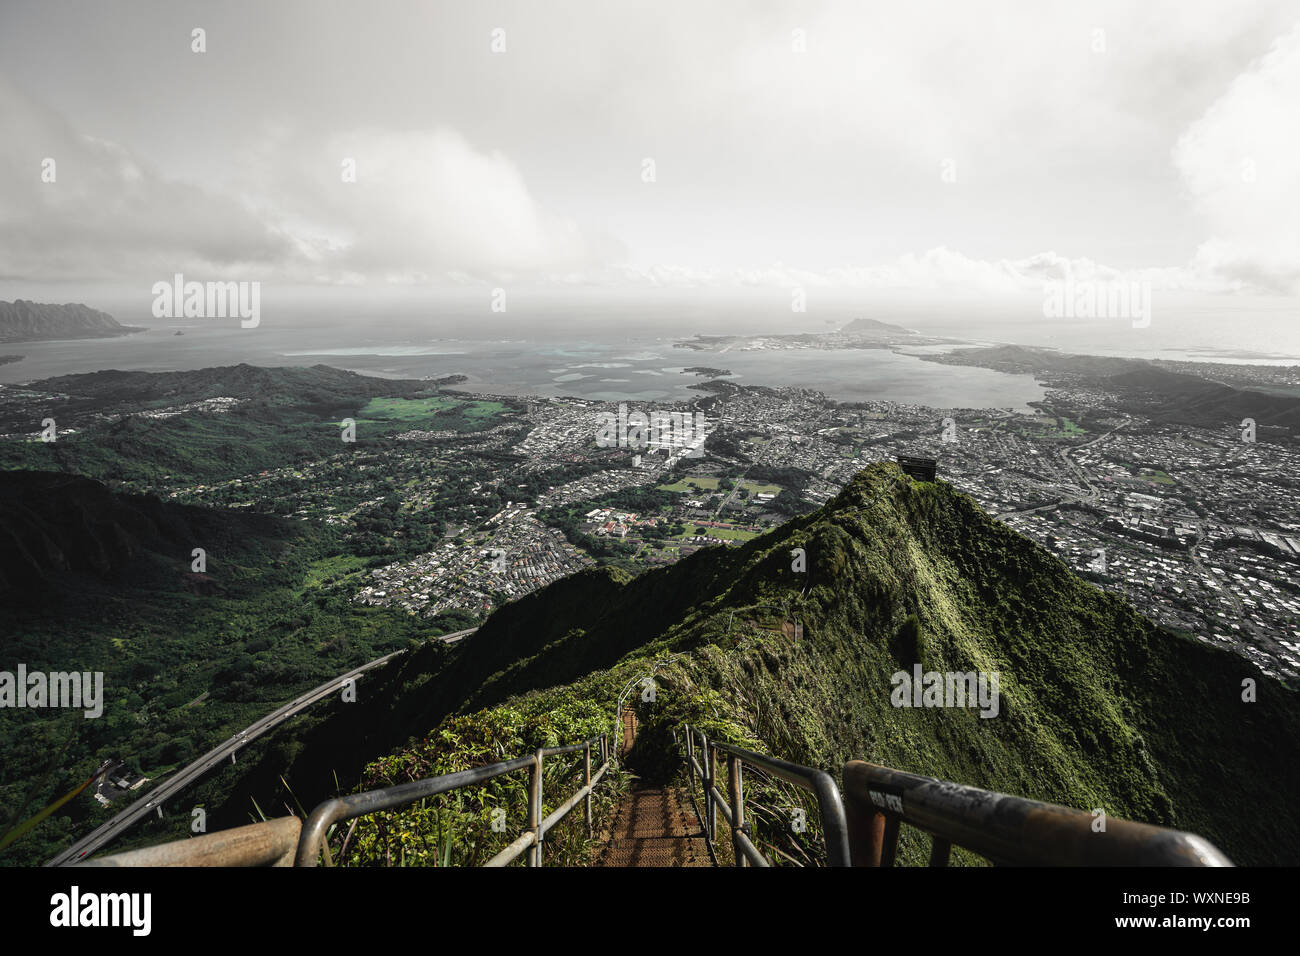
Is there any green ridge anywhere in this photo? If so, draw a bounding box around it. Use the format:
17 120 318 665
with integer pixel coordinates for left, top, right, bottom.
327 461 1298 866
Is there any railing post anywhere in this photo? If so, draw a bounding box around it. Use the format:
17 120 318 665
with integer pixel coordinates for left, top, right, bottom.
685 724 695 789
613 699 624 767
699 733 709 838
729 754 746 867
880 815 900 867
706 738 718 843
929 835 952 867
527 748 543 867
844 794 885 866
584 741 593 839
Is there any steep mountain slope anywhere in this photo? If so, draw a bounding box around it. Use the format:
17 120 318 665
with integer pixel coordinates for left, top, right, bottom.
1105 365 1300 430
0 365 470 485
0 300 140 343
0 472 437 866
0 470 300 596
289 461 1298 866
23 363 423 414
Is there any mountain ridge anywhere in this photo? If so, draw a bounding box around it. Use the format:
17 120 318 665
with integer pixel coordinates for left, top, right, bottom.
0 300 142 343
225 462 1299 865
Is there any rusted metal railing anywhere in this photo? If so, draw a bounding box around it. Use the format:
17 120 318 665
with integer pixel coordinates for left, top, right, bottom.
678 724 851 867
75 817 301 867
295 733 609 867
842 761 1233 867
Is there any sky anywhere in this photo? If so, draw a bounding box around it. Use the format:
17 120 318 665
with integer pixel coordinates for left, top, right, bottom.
1 0 1299 302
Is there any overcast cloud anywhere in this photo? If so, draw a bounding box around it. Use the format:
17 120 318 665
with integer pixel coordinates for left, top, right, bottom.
1 0 1297 295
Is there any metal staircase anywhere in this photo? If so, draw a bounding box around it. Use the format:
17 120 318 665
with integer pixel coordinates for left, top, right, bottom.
63 657 1233 868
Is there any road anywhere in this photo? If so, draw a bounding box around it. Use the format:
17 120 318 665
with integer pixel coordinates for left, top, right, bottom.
46 627 477 866
995 416 1129 520
710 433 788 520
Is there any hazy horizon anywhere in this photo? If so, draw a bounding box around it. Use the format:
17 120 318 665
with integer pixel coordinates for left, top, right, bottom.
4 285 1298 364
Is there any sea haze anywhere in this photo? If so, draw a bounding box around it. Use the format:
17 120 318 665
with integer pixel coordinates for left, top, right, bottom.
0 299 1045 410
2 288 1296 410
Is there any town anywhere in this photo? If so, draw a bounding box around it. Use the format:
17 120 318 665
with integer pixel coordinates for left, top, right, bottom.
42 369 1295 683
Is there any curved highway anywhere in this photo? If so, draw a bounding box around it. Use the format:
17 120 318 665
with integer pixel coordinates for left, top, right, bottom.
47 628 477 866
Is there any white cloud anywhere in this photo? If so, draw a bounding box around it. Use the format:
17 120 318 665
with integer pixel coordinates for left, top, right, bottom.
555 248 1209 294
248 128 620 283
0 76 296 282
1173 22 1300 293
0 76 617 284
3 4 1299 299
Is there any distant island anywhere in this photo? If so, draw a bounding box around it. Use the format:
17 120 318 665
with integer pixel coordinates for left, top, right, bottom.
682 366 732 377
429 373 469 387
673 316 959 352
0 354 22 367
838 317 915 336
0 300 143 344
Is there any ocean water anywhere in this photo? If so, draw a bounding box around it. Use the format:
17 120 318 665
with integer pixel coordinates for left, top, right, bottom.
0 317 1048 410
3 288 1296 410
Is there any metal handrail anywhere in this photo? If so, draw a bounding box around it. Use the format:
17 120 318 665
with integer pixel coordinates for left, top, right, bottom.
295 733 609 867
679 723 851 867
842 761 1233 867
75 817 301 867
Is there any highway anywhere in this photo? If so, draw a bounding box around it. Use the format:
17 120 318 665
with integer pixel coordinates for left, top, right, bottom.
995 417 1129 520
46 627 477 866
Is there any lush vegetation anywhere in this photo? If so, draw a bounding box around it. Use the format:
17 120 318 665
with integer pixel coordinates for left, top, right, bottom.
340 694 621 867
354 395 509 432
6 362 1296 869
0 366 527 865
303 462 1299 866
0 470 466 866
